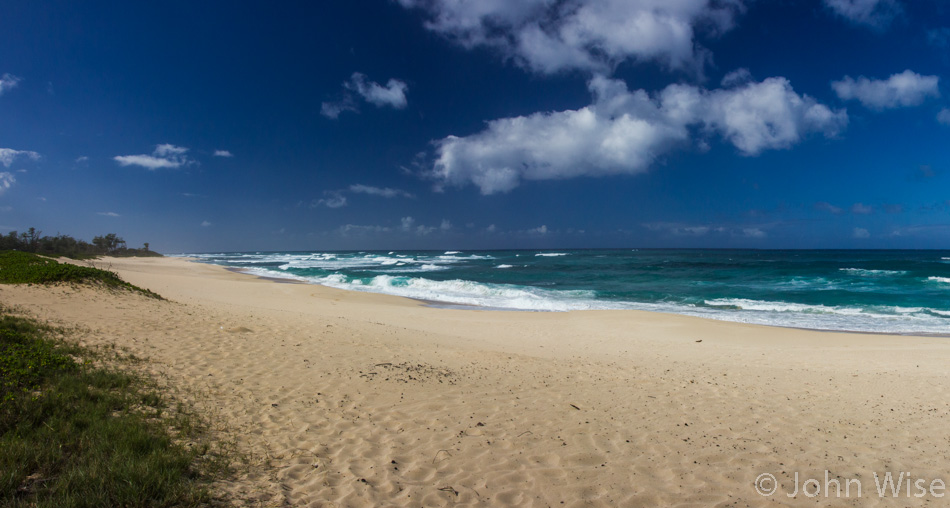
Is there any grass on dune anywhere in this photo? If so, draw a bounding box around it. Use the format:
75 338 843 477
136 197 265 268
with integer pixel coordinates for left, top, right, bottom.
0 250 162 299
0 311 230 507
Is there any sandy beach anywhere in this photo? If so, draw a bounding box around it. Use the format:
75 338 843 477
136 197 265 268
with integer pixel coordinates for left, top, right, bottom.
4 256 950 507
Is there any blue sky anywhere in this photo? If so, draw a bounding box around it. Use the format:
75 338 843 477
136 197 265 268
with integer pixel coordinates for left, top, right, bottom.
1 0 949 252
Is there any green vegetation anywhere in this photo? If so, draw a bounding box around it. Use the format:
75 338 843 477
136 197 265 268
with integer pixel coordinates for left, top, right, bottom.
0 312 230 507
0 251 162 299
0 227 161 259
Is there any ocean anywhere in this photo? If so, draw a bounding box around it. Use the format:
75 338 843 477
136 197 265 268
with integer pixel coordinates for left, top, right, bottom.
185 249 950 335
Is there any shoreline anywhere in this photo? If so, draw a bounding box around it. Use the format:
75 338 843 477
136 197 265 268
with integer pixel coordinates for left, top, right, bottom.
10 255 950 506
213 259 949 338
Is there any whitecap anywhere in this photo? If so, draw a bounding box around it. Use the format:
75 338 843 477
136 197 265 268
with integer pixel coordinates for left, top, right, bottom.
839 268 907 277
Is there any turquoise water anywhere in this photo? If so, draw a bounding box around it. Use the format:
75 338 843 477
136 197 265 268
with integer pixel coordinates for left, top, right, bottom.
187 250 950 334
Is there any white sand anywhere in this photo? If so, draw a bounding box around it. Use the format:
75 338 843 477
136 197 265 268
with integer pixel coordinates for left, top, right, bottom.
4 256 950 507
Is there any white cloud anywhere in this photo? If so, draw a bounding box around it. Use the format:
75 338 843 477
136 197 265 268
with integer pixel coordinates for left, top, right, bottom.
320 98 357 119
345 73 408 109
430 75 845 194
528 225 548 235
97 211 121 217
823 0 901 29
154 144 187 157
397 0 746 75
720 68 753 87
832 70 940 110
322 73 408 118
703 77 847 155
814 201 844 214
853 227 870 239
0 74 21 96
486 224 497 233
201 220 212 227
213 150 233 157
339 224 391 235
645 222 717 236
314 191 348 209
0 172 14 194
414 224 436 235
75 156 89 163
938 108 950 125
114 144 193 170
396 216 444 235
349 184 415 198
114 155 182 170
0 148 41 168
851 203 873 214
645 221 768 238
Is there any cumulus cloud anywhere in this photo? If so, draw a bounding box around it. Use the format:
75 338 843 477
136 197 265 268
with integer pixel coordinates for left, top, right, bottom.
397 216 445 235
349 184 415 198
313 191 348 209
322 73 409 118
720 68 753 87
346 73 408 108
0 172 14 194
213 150 233 157
0 149 40 168
430 75 845 194
314 184 414 208
823 0 902 28
853 227 870 238
938 108 950 125
528 225 548 235
742 227 766 238
339 224 391 235
851 203 873 214
97 211 121 217
702 77 847 155
814 201 844 214
645 222 716 236
201 220 212 227
0 74 21 96
644 222 766 238
320 98 357 119
397 0 746 75
832 70 940 110
114 144 194 170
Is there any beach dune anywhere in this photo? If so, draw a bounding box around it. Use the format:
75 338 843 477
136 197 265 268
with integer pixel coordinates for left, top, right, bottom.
5 256 950 507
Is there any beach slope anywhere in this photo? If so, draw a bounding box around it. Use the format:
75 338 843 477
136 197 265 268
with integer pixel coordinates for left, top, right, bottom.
4 256 949 507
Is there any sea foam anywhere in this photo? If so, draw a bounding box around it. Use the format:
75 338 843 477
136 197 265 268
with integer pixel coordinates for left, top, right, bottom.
839 268 908 277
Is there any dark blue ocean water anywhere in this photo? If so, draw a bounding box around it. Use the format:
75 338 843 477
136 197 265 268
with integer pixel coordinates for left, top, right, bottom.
186 249 950 334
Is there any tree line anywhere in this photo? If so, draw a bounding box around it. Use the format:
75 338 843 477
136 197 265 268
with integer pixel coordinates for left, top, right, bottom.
0 227 161 259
